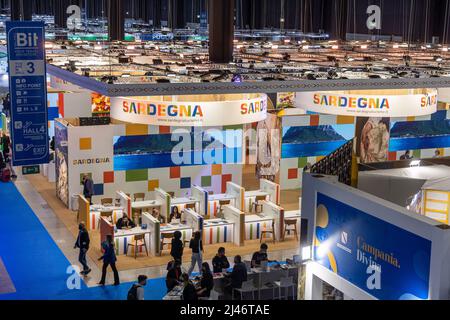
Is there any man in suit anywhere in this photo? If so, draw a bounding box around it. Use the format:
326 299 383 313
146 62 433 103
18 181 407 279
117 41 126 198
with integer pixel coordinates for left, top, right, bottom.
82 174 94 204
74 222 91 276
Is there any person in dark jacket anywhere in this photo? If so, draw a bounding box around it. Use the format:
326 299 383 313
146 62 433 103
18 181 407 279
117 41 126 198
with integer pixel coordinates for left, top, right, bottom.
82 174 94 204
169 206 182 222
230 255 247 289
1 132 10 162
170 230 184 262
73 222 91 276
98 234 120 285
251 243 269 268
181 273 198 301
116 214 136 230
166 259 182 292
196 262 214 298
212 247 230 273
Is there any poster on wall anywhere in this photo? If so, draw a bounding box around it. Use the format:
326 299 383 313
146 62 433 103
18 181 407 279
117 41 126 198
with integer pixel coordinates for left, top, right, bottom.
389 114 450 152
355 117 390 164
55 121 69 206
113 130 242 171
281 124 355 159
256 112 281 182
276 92 295 109
314 193 431 300
91 92 110 116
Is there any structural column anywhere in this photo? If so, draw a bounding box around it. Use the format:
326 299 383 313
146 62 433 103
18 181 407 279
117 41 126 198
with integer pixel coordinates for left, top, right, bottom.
108 0 124 41
208 0 234 63
10 0 22 21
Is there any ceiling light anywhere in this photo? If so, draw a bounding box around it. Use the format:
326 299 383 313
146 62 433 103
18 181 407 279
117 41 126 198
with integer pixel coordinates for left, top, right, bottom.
331 45 339 50
360 45 368 49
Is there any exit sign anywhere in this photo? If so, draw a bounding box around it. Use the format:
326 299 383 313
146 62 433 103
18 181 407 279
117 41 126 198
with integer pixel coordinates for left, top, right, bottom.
22 165 40 175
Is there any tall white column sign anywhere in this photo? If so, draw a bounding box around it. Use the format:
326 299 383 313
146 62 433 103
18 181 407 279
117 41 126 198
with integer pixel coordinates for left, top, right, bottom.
6 21 49 166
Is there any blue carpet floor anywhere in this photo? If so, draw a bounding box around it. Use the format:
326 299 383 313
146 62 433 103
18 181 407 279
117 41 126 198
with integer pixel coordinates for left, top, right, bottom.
0 182 166 300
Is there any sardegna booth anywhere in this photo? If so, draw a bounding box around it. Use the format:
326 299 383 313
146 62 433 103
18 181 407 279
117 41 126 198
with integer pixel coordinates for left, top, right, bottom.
54 94 268 209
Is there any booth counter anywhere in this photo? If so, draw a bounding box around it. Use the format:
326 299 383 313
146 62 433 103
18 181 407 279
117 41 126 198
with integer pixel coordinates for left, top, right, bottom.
203 218 235 245
99 217 152 256
77 195 125 231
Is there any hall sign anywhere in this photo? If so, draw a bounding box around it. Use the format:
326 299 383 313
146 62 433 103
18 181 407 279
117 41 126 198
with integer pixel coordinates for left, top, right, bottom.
110 95 268 126
295 90 438 117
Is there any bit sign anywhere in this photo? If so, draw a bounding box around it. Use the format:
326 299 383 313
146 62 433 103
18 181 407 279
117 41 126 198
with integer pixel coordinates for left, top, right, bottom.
6 21 49 166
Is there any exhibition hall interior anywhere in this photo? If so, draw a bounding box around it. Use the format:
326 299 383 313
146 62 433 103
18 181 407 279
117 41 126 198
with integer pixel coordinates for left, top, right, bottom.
0 0 450 302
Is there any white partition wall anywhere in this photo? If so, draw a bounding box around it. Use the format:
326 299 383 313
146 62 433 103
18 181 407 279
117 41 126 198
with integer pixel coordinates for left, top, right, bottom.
191 185 208 216
184 208 204 233
260 179 281 205
116 191 131 218
226 182 245 211
223 205 245 246
261 200 285 241
155 188 171 222
141 212 161 256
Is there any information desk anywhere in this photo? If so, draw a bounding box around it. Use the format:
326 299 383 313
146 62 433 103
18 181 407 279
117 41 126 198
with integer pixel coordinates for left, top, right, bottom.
244 190 270 213
244 214 274 240
113 227 152 256
160 222 193 243
89 204 124 231
207 193 237 218
163 263 299 300
171 197 200 212
203 218 234 244
132 200 162 211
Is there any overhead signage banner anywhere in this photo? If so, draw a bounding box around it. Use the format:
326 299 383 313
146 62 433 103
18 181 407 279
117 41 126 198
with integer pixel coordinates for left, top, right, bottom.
295 90 438 118
314 193 431 300
110 95 268 127
7 21 49 166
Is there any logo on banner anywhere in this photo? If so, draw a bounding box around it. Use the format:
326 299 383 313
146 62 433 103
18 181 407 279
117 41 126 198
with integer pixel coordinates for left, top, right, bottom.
366 5 381 30
313 94 390 110
14 32 39 48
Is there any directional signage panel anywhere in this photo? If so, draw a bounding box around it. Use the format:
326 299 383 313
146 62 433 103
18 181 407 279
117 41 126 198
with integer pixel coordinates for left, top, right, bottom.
6 21 49 166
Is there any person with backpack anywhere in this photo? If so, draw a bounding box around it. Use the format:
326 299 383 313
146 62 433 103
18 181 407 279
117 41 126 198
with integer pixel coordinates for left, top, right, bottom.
127 275 147 300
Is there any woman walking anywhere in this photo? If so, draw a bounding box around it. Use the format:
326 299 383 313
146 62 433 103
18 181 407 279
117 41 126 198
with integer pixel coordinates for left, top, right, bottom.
98 235 120 286
187 231 204 276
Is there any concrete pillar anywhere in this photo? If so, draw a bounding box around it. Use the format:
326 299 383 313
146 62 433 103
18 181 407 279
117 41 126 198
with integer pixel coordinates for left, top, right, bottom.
208 0 234 63
108 0 124 41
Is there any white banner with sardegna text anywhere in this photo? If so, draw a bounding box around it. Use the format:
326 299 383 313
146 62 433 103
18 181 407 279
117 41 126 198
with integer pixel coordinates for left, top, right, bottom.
295 90 438 118
110 94 268 126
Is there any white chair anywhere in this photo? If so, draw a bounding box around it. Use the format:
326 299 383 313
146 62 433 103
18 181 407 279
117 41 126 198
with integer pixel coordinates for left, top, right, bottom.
274 276 296 300
233 280 257 300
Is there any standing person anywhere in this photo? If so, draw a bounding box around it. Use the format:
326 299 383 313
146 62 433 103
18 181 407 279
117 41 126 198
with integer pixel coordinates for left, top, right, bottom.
181 273 198 301
82 174 94 204
98 235 120 286
73 222 91 276
188 231 204 276
170 230 184 262
212 247 230 273
1 131 10 162
127 275 147 300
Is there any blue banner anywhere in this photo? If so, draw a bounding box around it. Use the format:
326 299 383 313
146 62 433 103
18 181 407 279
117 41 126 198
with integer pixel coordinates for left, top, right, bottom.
6 21 49 166
314 193 431 300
